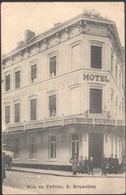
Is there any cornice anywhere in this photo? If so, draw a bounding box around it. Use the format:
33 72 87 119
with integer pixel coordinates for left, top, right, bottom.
2 13 124 66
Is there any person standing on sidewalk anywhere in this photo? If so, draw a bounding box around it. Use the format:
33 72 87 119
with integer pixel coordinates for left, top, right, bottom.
84 157 88 174
88 156 94 175
100 155 107 176
78 156 84 174
113 154 119 174
108 154 114 174
70 153 78 175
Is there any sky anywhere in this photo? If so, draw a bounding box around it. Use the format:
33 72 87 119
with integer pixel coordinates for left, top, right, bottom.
1 2 125 55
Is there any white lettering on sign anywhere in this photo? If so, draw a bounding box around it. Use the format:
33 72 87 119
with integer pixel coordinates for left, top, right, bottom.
3 75 81 102
83 74 109 82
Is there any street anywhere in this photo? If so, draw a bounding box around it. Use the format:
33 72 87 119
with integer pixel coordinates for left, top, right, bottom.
2 170 125 194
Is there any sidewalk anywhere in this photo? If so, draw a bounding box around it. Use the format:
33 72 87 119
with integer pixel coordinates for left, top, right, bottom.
9 166 125 178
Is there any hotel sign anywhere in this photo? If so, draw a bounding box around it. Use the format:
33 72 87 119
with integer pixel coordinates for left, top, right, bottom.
83 74 109 82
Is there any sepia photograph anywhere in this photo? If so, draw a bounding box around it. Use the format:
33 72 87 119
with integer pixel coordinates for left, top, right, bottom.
1 2 125 194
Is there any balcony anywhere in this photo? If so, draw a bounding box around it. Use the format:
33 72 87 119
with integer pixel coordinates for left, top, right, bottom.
5 112 125 133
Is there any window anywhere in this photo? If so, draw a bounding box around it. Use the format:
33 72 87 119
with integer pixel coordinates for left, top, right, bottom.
30 137 36 159
31 64 37 83
49 136 56 159
91 45 102 69
71 134 79 157
14 103 20 123
5 74 10 91
49 56 56 77
90 88 102 113
115 62 118 80
30 99 37 120
111 49 114 73
14 139 20 159
70 86 81 114
119 69 121 87
5 105 10 124
15 71 20 88
49 95 56 117
71 43 81 71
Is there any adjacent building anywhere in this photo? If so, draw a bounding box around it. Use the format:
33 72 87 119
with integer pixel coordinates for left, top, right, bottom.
2 11 125 170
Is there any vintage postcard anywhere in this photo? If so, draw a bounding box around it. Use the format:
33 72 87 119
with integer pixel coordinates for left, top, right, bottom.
1 2 125 194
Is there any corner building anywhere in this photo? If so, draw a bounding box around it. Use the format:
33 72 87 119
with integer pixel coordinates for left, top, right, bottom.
2 12 125 169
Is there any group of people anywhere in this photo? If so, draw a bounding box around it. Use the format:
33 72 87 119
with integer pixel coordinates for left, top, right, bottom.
70 153 120 176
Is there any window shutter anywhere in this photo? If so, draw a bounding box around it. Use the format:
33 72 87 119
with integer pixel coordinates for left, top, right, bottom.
71 44 81 71
6 75 10 91
49 95 56 109
50 57 56 73
31 65 37 80
48 135 51 159
91 46 102 69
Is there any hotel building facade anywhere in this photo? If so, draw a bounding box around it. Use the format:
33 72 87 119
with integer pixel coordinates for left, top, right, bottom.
2 12 125 169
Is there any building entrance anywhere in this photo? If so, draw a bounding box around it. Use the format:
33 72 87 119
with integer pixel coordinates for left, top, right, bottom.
89 133 103 167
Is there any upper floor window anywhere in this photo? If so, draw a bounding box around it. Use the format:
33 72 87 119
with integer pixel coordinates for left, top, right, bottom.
49 94 56 117
31 64 37 83
115 62 118 81
119 69 121 87
30 137 37 159
90 88 102 113
5 105 10 124
5 74 10 91
14 103 20 123
49 56 56 78
111 49 114 74
48 136 56 159
91 45 102 69
71 42 81 71
30 99 37 120
70 86 81 115
15 71 20 88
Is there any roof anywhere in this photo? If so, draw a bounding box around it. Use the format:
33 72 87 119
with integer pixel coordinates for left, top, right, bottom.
2 11 122 61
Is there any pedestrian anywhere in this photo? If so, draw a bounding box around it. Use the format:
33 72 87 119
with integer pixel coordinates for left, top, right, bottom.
100 154 107 176
108 154 114 174
70 153 78 175
113 154 119 174
84 157 88 174
78 156 84 174
2 152 6 182
88 156 94 175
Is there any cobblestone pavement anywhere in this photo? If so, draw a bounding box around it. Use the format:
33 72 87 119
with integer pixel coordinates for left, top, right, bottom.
3 170 125 194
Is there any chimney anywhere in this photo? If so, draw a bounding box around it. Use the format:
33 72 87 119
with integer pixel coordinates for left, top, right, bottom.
24 29 35 42
54 22 61 27
17 41 24 48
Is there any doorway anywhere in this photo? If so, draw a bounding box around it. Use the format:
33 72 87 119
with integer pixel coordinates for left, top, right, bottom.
89 133 103 167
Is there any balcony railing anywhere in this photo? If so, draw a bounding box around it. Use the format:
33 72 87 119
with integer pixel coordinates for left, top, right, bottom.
5 113 125 133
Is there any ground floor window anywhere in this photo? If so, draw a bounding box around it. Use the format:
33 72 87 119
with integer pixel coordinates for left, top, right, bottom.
71 134 79 157
48 136 56 159
30 137 37 159
14 139 20 159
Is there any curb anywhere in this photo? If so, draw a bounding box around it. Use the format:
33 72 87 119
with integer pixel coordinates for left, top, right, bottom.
7 169 125 178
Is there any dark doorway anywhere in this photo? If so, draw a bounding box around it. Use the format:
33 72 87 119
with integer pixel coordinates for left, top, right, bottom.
89 133 103 167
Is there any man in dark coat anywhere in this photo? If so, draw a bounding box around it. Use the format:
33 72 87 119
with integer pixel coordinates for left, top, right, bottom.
84 157 88 174
108 154 114 174
100 155 107 176
113 154 119 174
88 156 94 175
70 153 78 175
